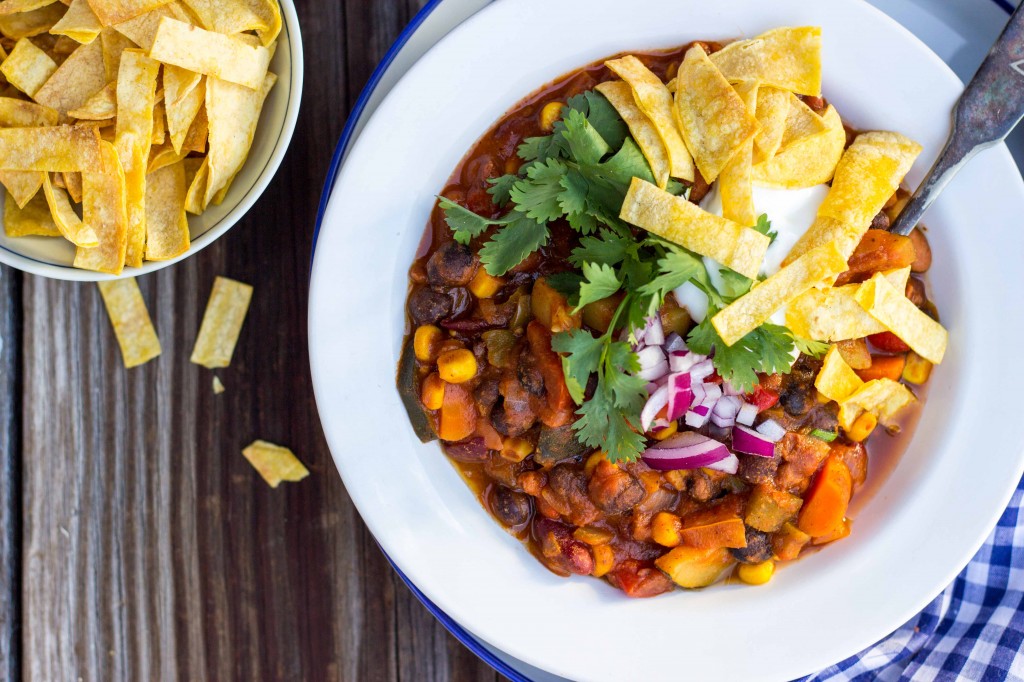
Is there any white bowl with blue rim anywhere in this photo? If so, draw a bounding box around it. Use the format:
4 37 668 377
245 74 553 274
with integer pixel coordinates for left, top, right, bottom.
309 0 1024 679
0 0 304 282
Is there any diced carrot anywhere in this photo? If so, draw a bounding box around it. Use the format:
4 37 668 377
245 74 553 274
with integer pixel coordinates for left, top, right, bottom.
797 456 852 538
812 519 852 545
856 354 907 382
438 383 477 442
527 321 572 412
835 229 916 286
474 420 504 451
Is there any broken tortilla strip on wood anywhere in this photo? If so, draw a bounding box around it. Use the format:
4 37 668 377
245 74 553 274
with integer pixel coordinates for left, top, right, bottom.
97 277 162 368
212 375 225 394
242 440 309 488
190 275 253 368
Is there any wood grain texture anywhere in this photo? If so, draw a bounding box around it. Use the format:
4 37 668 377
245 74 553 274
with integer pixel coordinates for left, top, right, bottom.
0 266 21 682
11 1 507 680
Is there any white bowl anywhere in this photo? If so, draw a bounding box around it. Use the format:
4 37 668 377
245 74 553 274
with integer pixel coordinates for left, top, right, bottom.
309 0 1024 680
0 0 304 281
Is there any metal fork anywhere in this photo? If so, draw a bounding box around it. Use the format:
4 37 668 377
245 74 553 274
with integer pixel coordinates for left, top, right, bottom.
891 2 1024 236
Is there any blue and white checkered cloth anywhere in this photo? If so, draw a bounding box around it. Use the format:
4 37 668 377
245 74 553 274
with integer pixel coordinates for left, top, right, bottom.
803 477 1024 681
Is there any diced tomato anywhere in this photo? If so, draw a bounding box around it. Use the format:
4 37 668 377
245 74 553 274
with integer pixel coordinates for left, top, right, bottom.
868 331 911 354
706 370 724 385
606 559 675 598
746 384 780 413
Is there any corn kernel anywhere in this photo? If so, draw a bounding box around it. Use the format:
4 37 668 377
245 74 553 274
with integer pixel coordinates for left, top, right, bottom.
737 560 775 585
421 373 445 410
592 543 615 578
584 451 609 477
437 348 477 383
651 421 678 440
846 411 878 443
501 437 534 463
539 101 564 132
469 269 504 299
413 325 443 362
651 511 683 548
902 352 933 385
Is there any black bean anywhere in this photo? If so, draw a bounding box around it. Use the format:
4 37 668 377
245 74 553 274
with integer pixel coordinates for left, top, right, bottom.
408 287 452 326
427 242 477 287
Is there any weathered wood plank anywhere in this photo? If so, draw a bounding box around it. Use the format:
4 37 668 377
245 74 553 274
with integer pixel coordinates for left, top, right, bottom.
18 1 507 680
0 265 21 682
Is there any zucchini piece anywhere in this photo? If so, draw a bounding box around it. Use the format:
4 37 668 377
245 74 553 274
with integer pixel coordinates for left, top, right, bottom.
396 339 437 444
655 546 735 589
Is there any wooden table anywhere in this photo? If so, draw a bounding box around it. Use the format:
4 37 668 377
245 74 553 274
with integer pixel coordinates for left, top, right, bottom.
0 2 507 679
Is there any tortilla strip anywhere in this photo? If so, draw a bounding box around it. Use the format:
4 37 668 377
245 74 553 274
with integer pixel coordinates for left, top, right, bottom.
0 3 63 38
815 345 864 404
163 64 203 154
838 379 916 431
111 2 188 50
190 275 253 368
183 154 205 213
179 0 280 46
709 26 823 96
752 105 846 190
673 45 760 183
74 139 128 273
620 177 769 280
606 55 694 182
0 0 56 16
718 81 757 227
778 93 827 151
99 26 135 81
150 17 271 90
0 97 57 126
711 242 847 346
113 48 159 267
42 171 98 246
33 39 107 119
97 277 162 368
63 170 83 203
144 159 189 259
786 267 911 341
84 0 173 26
1 37 57 96
596 80 670 189
67 81 116 120
51 0 102 43
784 132 922 265
3 188 58 236
0 170 40 207
0 124 102 171
203 72 274 207
855 272 948 364
752 86 790 165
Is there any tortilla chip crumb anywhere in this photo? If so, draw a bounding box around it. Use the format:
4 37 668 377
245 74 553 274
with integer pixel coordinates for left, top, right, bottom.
242 440 309 488
97 277 161 368
212 376 225 395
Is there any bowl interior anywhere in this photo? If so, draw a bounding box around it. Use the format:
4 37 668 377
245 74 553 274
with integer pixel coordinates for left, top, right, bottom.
309 0 1024 680
0 0 303 281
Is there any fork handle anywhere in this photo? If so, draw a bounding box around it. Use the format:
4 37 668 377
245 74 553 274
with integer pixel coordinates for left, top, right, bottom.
891 3 1024 236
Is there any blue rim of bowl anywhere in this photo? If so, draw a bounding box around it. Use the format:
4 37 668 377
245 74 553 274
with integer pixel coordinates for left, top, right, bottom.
311 1 1014 680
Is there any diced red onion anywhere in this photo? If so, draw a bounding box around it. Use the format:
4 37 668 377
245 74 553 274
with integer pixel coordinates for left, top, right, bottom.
691 382 707 407
645 382 660 394
644 315 665 346
668 350 694 373
755 419 787 443
641 432 731 471
706 453 739 474
641 385 670 431
690 359 715 381
685 406 711 428
665 333 687 353
666 373 692 421
732 425 777 458
710 413 735 428
736 402 758 427
712 395 741 419
722 381 743 396
637 346 668 382
702 383 723 404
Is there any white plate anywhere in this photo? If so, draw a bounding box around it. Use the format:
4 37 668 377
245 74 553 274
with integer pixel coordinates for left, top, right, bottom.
309 1 1024 680
0 0 304 281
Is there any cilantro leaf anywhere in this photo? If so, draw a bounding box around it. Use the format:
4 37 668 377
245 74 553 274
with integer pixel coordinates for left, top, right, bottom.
792 335 829 358
716 268 754 300
487 174 518 207
479 215 549 276
604 341 648 412
558 167 590 219
565 90 628 150
576 262 622 311
518 135 567 163
638 248 705 301
438 196 498 244
561 109 610 166
510 158 568 223
599 137 657 188
753 213 778 244
544 272 585 302
552 328 604 404
688 313 797 392
573 387 647 463
570 229 630 268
